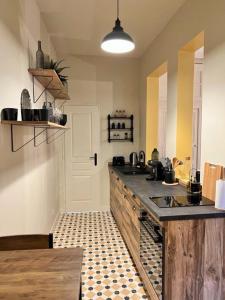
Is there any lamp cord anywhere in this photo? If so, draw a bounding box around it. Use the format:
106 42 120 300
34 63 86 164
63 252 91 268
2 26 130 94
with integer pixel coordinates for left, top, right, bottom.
117 0 119 18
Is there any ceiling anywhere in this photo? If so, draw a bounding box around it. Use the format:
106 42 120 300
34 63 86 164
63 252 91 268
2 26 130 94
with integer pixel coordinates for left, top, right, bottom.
36 0 186 58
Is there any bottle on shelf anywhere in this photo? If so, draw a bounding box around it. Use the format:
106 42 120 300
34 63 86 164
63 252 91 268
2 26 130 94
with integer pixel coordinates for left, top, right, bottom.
36 40 44 69
124 132 128 140
117 122 121 129
122 122 125 129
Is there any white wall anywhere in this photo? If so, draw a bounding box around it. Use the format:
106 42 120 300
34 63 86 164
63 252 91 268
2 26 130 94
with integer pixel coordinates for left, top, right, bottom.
0 0 60 235
60 55 140 210
140 0 225 172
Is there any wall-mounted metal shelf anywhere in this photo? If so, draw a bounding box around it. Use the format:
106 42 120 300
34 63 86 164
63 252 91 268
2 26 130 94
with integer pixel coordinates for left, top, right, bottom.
107 114 134 143
28 68 70 103
1 120 69 152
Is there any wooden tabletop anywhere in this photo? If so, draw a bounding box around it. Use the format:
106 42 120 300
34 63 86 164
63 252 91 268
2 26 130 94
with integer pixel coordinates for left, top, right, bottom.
0 247 83 300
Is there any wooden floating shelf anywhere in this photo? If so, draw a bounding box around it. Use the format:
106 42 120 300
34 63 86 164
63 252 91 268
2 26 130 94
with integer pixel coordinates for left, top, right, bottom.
1 120 68 129
28 68 70 100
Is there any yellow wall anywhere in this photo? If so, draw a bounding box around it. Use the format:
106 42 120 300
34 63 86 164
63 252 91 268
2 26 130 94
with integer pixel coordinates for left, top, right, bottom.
146 77 159 160
176 50 194 160
146 63 167 161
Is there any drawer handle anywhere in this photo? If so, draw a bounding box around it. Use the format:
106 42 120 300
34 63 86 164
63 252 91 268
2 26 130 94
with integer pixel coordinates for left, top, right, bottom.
132 205 136 211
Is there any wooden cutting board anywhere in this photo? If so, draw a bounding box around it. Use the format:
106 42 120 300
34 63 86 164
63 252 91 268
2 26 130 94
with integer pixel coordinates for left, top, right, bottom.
202 162 224 201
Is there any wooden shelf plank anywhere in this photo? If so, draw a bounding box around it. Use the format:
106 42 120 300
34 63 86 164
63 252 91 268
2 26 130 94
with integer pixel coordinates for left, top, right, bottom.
28 68 70 100
1 120 68 129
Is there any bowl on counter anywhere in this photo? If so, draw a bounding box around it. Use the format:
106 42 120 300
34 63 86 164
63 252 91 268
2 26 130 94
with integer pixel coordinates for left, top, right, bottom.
1 108 18 121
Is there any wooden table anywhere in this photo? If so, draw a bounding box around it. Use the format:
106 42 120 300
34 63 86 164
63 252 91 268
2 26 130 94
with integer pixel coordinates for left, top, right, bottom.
0 247 83 300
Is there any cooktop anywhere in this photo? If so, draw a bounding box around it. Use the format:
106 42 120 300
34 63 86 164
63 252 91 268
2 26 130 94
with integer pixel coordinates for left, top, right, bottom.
150 195 215 208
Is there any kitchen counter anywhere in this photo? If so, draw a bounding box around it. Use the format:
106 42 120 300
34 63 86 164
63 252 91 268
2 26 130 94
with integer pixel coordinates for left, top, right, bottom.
109 164 225 221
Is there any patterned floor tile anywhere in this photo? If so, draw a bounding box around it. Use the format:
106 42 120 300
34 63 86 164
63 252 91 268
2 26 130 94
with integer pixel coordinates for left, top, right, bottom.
52 211 149 300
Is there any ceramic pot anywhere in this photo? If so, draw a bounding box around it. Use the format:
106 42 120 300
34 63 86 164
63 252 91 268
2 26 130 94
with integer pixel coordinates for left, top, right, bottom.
1 108 18 121
60 114 67 126
21 109 33 121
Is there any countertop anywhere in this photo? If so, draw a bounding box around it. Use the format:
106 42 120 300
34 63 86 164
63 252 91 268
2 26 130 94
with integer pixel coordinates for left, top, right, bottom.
109 164 225 221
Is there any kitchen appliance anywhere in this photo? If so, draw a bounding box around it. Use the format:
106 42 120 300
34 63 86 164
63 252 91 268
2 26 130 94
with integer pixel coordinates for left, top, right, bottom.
129 152 138 167
140 208 163 298
112 156 125 166
139 150 145 167
146 160 164 181
150 195 215 208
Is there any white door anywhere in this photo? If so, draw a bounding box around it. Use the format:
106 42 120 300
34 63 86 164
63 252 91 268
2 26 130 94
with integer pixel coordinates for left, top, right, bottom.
64 106 100 212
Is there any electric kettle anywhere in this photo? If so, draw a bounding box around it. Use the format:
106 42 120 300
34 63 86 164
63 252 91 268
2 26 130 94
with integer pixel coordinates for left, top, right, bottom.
129 152 138 167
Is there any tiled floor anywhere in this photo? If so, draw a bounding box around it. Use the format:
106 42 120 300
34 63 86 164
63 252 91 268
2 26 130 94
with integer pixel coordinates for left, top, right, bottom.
52 211 149 299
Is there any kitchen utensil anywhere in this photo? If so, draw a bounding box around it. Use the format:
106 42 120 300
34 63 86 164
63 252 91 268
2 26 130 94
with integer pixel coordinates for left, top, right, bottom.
202 162 223 201
129 152 138 167
1 108 18 121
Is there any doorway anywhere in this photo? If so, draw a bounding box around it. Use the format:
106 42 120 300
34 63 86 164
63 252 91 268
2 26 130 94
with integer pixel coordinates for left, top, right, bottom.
64 106 101 212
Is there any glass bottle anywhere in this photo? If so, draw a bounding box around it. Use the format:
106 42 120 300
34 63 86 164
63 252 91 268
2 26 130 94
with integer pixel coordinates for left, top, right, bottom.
36 41 44 69
151 148 159 161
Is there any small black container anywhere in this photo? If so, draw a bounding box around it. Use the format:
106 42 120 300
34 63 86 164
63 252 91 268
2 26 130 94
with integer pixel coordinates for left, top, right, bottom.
165 169 175 184
39 109 49 121
60 114 67 126
33 109 40 121
21 109 33 121
1 108 18 121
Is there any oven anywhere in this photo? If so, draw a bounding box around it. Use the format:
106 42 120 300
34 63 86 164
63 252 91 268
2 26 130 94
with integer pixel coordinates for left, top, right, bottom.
140 208 164 299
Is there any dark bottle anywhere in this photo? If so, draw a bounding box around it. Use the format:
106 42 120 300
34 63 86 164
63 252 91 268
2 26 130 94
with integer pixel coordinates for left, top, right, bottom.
111 122 115 129
36 40 44 69
117 122 121 129
151 148 159 161
122 122 126 129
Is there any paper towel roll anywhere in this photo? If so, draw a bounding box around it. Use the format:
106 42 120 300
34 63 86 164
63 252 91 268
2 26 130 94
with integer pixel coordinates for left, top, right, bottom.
215 179 225 210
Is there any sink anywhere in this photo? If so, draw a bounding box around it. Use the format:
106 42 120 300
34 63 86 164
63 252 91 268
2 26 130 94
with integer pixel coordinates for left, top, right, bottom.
121 168 149 175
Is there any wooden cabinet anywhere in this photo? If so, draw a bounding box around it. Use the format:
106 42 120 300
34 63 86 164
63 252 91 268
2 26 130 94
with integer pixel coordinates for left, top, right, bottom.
109 170 140 257
109 167 225 300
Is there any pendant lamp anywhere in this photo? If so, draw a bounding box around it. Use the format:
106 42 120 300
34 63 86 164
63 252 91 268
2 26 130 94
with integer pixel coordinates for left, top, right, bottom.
101 0 135 54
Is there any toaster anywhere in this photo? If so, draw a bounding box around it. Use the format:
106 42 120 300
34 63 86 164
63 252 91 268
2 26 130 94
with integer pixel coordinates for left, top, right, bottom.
112 156 125 166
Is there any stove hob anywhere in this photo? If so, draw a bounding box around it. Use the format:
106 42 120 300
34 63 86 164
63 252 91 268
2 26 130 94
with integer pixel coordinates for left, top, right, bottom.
150 195 215 208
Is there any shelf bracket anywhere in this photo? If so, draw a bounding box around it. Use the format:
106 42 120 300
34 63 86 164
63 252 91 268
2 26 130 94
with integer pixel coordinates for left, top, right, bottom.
34 128 66 147
46 129 66 144
32 75 54 103
10 125 47 152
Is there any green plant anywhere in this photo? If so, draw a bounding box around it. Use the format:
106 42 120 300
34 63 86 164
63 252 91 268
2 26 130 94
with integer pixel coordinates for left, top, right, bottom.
50 59 69 84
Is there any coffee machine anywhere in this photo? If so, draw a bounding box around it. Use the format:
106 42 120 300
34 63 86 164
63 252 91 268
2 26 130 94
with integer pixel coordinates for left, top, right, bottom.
146 160 164 181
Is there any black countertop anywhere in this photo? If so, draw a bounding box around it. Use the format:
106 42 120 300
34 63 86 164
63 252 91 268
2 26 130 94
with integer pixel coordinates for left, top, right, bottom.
110 165 225 221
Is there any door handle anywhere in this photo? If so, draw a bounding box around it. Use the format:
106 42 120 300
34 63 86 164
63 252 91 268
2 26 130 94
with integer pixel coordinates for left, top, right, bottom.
89 153 97 166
